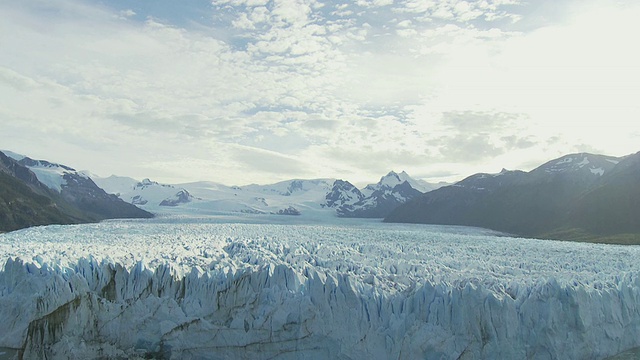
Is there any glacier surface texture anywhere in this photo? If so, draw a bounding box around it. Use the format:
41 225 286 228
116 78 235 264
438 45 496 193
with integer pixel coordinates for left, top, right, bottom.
1 217 640 359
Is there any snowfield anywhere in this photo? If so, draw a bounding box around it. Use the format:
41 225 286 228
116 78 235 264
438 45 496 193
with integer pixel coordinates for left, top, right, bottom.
1 215 640 359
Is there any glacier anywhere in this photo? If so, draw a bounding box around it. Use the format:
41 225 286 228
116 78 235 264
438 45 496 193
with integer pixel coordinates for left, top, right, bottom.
1 216 640 359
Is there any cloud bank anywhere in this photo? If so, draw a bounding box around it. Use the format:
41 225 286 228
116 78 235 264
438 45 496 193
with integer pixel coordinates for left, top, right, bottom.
1 0 638 184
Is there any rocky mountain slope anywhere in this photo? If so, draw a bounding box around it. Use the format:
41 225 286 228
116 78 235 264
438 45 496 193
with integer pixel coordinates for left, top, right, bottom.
0 151 152 232
95 177 337 216
385 152 640 244
97 172 439 218
0 152 84 232
94 177 195 207
328 171 426 218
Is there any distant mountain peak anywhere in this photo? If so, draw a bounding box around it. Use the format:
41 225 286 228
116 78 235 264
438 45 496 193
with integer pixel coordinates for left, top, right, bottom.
325 180 364 208
159 189 193 207
381 170 407 181
134 178 173 190
363 170 441 195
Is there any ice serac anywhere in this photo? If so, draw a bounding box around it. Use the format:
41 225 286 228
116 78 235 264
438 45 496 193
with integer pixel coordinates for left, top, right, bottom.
2 256 639 359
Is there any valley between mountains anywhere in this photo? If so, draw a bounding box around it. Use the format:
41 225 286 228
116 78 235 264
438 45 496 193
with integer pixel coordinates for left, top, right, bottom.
1 149 639 244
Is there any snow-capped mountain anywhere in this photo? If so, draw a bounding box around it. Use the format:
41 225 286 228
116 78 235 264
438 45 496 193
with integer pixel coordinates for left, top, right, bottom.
362 170 442 196
93 176 195 207
454 168 527 192
135 179 193 207
386 152 640 243
3 151 83 192
324 180 364 208
95 177 338 216
531 153 620 179
182 178 335 215
243 179 334 198
96 171 433 219
92 175 139 196
0 151 80 232
339 179 424 218
326 171 431 218
159 189 192 207
0 151 152 232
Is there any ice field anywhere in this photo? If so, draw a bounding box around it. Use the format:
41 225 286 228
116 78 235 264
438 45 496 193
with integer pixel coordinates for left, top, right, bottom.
1 215 640 359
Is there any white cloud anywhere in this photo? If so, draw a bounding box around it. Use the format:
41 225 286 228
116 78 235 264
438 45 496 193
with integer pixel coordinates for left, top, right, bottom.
119 9 136 18
357 0 395 8
1 0 638 185
232 13 255 29
213 0 269 6
0 67 40 91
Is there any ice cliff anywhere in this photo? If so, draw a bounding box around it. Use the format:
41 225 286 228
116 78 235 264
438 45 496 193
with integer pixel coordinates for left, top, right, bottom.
1 220 639 359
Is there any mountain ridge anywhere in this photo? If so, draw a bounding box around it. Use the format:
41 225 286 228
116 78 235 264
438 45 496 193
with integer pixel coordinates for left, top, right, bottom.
0 151 90 232
385 152 640 244
0 151 153 232
6 148 638 244
95 172 435 218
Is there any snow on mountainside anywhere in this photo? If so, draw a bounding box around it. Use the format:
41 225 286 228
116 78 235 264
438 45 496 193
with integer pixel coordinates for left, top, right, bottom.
531 153 620 178
182 179 335 215
1 150 27 161
334 171 429 218
452 153 622 193
362 170 443 196
324 180 364 208
455 168 527 191
1 218 640 359
0 151 152 226
2 151 86 192
386 152 640 242
96 177 338 216
92 175 139 196
242 178 334 198
0 151 84 232
96 172 434 219
124 179 194 207
340 180 423 218
93 176 195 207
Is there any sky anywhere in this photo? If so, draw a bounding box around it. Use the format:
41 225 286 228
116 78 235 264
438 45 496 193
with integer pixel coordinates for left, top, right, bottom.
1 0 639 186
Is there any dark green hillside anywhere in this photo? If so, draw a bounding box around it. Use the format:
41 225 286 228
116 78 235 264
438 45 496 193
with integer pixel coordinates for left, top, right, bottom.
568 152 640 239
385 152 640 244
384 172 572 237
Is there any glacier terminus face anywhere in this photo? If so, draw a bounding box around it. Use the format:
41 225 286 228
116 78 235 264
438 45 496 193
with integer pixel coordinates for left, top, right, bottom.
1 215 639 359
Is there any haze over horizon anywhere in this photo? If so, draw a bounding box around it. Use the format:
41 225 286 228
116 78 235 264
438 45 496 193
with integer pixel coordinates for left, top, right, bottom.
1 0 639 186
